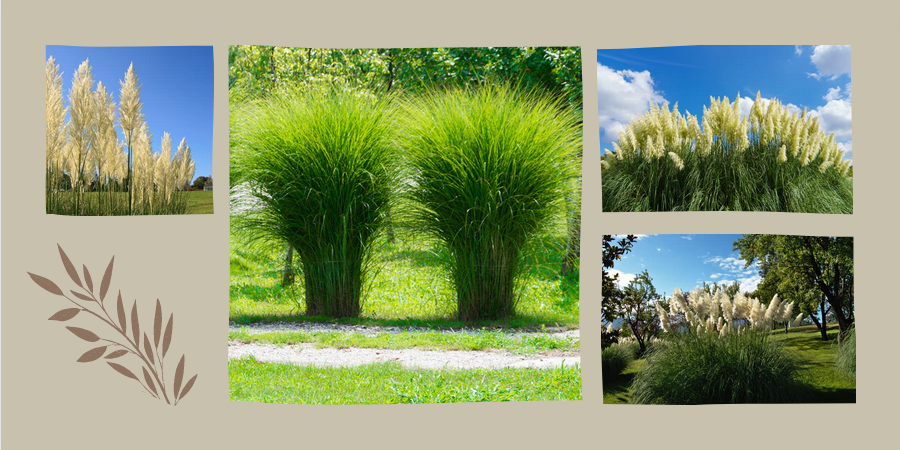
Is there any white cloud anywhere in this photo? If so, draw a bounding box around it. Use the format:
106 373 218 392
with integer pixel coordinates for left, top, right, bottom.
824 86 843 102
710 273 722 279
738 274 762 294
815 96 852 142
810 45 851 80
607 269 636 289
795 45 803 56
657 248 662 252
597 62 666 142
681 235 693 241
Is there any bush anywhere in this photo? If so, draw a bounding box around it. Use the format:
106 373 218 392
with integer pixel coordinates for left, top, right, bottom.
630 331 802 404
401 84 580 321
230 88 399 318
835 327 856 380
601 343 634 383
602 94 852 213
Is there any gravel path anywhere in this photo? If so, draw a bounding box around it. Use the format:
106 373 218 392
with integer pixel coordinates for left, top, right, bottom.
229 341 579 370
228 322 580 370
229 321 580 340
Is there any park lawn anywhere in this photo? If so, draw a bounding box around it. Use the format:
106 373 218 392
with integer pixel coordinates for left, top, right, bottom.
229 208 580 330
229 357 581 404
229 328 579 354
185 190 214 214
603 325 855 404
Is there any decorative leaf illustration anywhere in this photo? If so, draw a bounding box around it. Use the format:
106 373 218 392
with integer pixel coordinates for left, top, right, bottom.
83 265 94 294
77 346 107 362
153 299 162 348
28 272 64 296
58 244 82 288
99 256 114 302
179 374 198 401
173 355 185 399
48 308 81 321
142 367 158 396
116 291 126 332
108 362 138 380
131 300 140 346
67 326 100 342
143 334 155 366
162 313 174 357
105 349 128 359
71 290 94 302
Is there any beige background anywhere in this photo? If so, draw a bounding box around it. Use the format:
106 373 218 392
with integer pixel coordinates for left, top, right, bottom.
2 0 896 448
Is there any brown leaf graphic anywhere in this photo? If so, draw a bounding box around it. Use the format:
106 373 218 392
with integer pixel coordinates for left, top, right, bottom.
131 300 140 346
143 334 155 366
99 256 114 302
162 313 174 358
28 272 64 296
173 355 185 399
67 326 100 342
108 362 138 380
83 265 94 294
48 308 81 321
58 244 82 288
179 374 198 401
153 299 162 348
77 346 107 362
142 367 158 396
71 290 94 302
116 291 126 332
105 349 128 359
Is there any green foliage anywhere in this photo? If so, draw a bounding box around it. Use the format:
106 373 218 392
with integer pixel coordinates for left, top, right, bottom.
230 88 399 318
229 359 582 404
835 327 856 380
601 343 634 383
734 235 854 333
401 84 580 320
601 235 637 322
630 331 803 404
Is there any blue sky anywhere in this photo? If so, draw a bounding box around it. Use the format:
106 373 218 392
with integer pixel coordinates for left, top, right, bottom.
607 234 761 300
598 45 852 160
47 46 215 180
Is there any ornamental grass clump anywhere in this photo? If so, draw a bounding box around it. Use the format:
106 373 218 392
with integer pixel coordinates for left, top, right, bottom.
601 342 634 383
602 93 852 213
230 88 399 318
45 57 195 215
656 287 804 336
629 330 803 404
401 84 581 321
835 326 856 380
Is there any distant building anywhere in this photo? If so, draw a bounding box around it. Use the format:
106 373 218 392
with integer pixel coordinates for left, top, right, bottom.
203 176 213 191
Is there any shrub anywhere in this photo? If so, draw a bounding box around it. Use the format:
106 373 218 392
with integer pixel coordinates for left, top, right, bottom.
835 326 856 380
630 331 802 404
230 88 399 318
602 93 852 213
401 84 580 321
601 343 633 383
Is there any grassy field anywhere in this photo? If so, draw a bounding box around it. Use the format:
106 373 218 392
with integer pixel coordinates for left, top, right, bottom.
229 358 581 404
603 325 856 404
185 190 214 214
229 211 579 330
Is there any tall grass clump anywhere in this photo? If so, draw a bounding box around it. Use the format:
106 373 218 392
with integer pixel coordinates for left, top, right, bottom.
401 84 581 321
230 88 399 318
45 57 195 215
602 93 852 213
601 342 634 383
630 331 802 404
834 326 856 380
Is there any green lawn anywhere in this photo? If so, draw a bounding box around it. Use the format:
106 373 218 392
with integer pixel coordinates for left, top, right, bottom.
185 190 214 214
229 358 581 404
229 212 579 330
603 325 856 404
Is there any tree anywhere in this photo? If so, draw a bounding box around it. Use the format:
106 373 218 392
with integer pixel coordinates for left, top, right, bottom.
602 234 638 344
192 176 210 190
734 235 854 336
611 270 661 355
